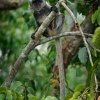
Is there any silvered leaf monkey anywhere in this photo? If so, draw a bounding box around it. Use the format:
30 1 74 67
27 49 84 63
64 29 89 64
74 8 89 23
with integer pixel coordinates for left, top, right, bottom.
30 0 66 99
30 0 64 38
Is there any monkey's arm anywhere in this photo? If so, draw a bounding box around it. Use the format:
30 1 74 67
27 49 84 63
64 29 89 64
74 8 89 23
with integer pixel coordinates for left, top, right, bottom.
31 19 50 38
31 6 51 39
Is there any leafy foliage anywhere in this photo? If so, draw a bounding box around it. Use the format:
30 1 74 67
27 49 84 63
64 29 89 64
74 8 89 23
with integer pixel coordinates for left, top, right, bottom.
92 27 100 49
0 0 100 100
78 47 88 65
92 7 100 25
76 0 93 15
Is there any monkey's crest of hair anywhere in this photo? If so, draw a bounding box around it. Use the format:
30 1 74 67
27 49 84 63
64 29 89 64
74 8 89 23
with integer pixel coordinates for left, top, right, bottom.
30 0 47 11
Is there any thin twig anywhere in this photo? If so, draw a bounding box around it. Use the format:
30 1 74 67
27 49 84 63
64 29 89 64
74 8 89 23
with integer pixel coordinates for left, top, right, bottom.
39 31 92 45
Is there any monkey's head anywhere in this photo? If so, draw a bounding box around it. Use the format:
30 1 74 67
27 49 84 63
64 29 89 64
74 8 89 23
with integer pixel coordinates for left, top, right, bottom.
30 0 46 11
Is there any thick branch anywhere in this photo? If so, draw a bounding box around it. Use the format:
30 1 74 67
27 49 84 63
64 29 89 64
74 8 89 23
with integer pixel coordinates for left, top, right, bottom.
0 0 24 10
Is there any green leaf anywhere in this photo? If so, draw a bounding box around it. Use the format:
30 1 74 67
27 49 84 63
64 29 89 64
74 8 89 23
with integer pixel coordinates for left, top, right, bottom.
72 91 80 99
27 87 34 94
92 10 99 23
17 93 23 100
12 90 17 100
92 6 100 25
64 94 73 100
28 94 38 100
92 27 100 49
76 68 82 77
0 94 6 100
75 84 84 92
10 81 22 91
97 12 100 25
22 12 30 22
78 47 88 64
45 96 58 100
72 84 84 99
0 86 7 93
15 85 24 94
7 90 12 100
23 1 29 9
27 18 35 28
41 96 45 100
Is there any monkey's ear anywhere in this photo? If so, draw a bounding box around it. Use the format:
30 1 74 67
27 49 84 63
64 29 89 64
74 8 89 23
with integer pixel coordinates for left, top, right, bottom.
51 14 65 34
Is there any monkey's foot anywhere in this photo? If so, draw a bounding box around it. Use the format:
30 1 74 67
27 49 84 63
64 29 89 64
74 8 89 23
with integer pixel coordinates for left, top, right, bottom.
31 33 35 39
51 6 58 13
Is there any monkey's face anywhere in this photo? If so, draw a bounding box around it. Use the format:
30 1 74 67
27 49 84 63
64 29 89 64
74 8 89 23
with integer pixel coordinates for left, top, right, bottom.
30 0 46 11
32 0 43 3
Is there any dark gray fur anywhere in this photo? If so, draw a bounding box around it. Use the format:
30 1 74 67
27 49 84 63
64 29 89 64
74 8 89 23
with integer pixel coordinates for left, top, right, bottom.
31 0 64 37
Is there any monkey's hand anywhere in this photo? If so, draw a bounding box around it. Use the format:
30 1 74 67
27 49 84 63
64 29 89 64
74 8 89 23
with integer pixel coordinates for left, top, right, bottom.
31 32 36 39
31 28 39 39
51 6 58 13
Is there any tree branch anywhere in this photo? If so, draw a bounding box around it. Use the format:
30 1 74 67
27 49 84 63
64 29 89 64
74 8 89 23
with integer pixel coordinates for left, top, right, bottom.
0 0 24 10
39 32 92 45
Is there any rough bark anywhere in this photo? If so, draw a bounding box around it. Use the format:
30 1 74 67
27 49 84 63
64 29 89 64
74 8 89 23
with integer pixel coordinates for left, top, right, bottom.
0 0 24 10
